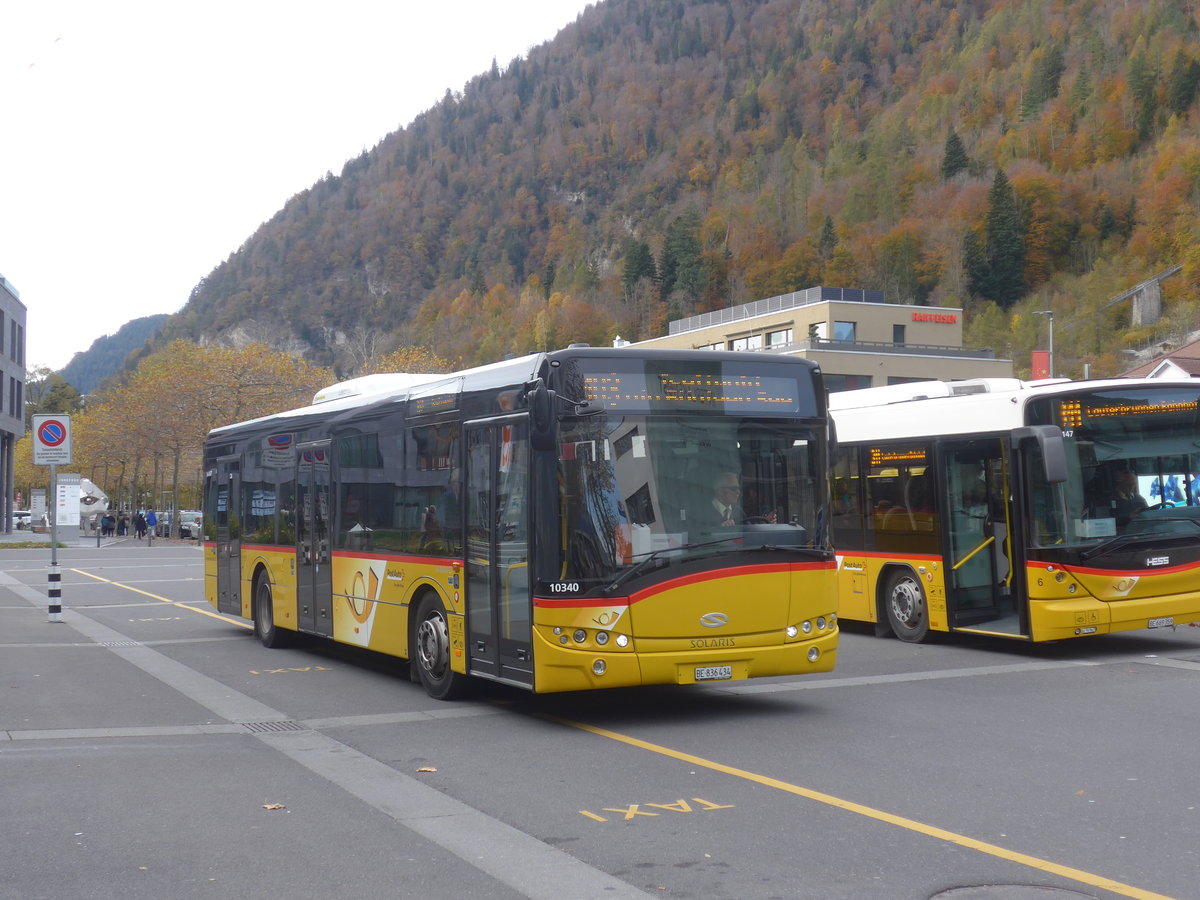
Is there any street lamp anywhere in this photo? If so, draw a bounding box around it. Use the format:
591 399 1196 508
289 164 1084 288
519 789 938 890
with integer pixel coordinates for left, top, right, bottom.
1033 310 1054 378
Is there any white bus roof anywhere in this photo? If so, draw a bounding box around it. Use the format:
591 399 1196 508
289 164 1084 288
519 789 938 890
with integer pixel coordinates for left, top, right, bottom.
828 376 1200 443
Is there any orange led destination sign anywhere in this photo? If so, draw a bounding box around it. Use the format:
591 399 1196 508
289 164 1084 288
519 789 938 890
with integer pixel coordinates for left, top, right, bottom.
869 447 927 466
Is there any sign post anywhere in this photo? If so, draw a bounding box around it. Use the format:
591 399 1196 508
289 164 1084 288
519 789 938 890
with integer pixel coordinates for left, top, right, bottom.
33 415 73 623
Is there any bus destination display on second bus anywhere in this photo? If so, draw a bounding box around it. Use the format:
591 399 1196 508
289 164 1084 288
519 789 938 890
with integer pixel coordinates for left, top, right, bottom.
582 369 804 413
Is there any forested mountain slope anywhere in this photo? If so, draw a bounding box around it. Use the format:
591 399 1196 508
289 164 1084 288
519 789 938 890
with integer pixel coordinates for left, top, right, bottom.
155 0 1200 378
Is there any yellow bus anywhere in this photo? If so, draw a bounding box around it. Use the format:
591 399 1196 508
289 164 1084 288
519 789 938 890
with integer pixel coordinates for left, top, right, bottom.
203 347 838 698
829 376 1200 643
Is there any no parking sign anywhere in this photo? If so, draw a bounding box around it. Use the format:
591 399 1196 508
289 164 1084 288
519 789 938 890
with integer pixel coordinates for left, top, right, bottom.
33 414 73 465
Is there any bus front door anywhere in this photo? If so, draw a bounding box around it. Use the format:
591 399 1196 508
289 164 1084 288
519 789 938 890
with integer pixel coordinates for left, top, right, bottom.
215 457 242 616
941 437 1026 636
464 419 533 687
296 441 333 637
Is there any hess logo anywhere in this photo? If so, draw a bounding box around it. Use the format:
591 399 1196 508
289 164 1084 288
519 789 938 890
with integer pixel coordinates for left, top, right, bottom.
700 612 729 628
1146 556 1170 567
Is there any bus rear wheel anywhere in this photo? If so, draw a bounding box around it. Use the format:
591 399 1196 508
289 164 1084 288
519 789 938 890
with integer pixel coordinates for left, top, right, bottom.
884 569 929 643
254 575 290 648
414 594 470 700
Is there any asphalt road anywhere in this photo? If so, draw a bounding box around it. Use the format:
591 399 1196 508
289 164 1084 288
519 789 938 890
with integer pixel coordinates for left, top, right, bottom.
2 543 1198 900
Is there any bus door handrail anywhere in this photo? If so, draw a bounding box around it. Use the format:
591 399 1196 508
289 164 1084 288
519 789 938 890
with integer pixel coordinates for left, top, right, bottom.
951 534 995 571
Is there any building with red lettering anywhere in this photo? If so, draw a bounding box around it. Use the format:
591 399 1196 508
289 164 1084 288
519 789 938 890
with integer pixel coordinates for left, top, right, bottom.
631 286 1012 392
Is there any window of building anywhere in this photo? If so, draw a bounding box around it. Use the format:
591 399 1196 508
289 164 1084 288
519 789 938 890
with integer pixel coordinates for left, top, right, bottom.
824 374 872 393
833 321 856 342
886 376 928 386
892 324 905 345
767 328 793 348
730 334 764 351
695 342 723 351
0 312 5 354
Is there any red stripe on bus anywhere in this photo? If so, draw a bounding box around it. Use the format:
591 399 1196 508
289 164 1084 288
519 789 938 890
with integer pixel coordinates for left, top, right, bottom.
534 560 835 609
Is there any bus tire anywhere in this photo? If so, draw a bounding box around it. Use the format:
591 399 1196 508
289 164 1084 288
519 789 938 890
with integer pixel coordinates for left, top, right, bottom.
254 573 290 649
413 593 470 700
884 569 929 643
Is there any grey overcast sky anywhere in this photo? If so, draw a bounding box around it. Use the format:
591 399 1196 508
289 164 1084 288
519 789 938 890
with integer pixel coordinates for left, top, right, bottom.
2 1 593 371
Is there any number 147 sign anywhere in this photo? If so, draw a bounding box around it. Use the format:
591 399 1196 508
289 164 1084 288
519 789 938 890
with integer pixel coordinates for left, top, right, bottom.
33 414 73 466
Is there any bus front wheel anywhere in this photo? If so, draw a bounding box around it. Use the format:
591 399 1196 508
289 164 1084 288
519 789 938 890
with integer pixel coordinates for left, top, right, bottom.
414 594 470 700
254 575 290 648
884 569 929 643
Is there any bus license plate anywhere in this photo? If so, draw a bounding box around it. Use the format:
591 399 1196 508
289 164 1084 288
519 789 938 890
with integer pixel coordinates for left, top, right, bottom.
695 665 733 681
1148 616 1174 628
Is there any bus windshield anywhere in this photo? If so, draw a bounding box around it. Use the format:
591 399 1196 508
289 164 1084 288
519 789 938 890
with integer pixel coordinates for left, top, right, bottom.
1028 386 1200 547
550 413 826 592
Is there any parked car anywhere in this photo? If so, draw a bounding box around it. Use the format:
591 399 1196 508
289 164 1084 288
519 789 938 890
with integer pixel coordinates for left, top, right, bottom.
177 510 203 539
11 510 31 530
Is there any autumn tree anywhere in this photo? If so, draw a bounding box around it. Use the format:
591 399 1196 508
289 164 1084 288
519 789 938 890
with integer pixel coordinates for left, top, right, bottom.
83 341 333 533
366 346 456 375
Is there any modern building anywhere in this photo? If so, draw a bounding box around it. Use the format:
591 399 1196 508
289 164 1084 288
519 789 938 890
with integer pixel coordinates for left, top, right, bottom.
0 273 27 533
631 286 1013 392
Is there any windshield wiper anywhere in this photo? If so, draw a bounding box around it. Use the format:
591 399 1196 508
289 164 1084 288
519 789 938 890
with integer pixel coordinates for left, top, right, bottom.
602 536 742 595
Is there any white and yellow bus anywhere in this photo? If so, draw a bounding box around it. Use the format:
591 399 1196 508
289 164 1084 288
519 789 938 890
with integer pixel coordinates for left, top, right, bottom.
828 377 1200 642
203 347 838 698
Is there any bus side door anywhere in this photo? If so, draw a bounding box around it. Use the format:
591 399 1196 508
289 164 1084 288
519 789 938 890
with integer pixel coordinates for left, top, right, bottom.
214 456 242 616
940 437 1026 635
464 419 533 687
296 440 333 636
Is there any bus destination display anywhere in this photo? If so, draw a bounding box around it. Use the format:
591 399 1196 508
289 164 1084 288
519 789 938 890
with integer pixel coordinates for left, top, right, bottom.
583 370 802 412
1054 396 1200 430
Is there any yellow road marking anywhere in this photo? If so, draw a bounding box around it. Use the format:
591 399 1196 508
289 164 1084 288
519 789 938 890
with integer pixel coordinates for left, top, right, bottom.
554 717 1177 900
72 569 251 629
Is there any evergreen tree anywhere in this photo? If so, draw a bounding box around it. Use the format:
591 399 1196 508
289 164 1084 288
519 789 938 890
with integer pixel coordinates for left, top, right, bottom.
940 129 969 180
621 239 657 300
962 229 990 300
983 170 1025 309
817 215 839 260
1166 51 1200 116
1128 47 1159 141
1021 44 1066 118
658 212 705 301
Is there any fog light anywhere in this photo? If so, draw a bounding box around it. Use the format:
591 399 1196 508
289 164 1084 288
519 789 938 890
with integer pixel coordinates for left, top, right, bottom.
786 625 798 638
573 629 587 643
559 634 569 645
801 620 813 634
615 633 630 648
807 647 820 662
592 659 607 676
553 627 563 635
595 630 610 645
828 614 837 627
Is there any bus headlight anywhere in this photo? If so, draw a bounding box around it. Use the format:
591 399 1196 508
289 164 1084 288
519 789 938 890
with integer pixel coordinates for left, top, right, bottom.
801 620 813 634
595 630 610 645
573 629 587 643
615 634 630 648
786 625 798 638
817 616 827 630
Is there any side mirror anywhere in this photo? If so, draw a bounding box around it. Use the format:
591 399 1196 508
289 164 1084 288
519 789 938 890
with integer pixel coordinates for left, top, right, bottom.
1012 425 1067 483
528 381 557 451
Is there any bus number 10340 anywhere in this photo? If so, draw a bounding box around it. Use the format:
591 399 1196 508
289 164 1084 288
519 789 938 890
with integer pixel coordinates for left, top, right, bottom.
550 583 581 593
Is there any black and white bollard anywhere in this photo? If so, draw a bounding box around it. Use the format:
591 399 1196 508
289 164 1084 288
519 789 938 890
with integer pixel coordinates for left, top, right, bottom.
48 564 63 623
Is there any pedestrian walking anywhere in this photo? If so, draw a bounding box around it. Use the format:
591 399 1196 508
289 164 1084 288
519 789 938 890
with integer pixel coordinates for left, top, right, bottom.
134 511 147 539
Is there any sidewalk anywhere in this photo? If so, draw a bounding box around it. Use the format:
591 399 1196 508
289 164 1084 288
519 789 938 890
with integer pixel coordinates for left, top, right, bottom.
0 530 201 548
